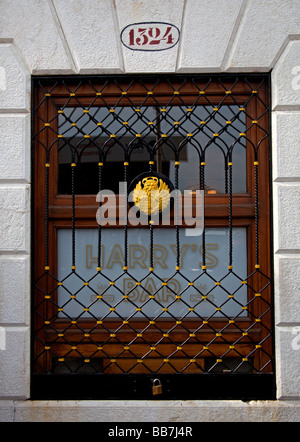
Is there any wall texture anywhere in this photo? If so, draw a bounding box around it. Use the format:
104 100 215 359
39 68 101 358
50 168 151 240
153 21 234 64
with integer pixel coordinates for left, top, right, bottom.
0 0 299 422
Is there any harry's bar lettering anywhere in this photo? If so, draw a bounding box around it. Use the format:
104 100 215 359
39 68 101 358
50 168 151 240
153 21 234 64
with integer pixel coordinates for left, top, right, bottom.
86 244 218 269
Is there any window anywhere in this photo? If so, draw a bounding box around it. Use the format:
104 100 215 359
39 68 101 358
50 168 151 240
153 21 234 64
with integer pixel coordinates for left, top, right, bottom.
32 75 274 399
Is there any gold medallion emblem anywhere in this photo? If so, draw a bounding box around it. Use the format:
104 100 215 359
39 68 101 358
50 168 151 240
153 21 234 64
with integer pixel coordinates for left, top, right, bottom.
131 173 173 215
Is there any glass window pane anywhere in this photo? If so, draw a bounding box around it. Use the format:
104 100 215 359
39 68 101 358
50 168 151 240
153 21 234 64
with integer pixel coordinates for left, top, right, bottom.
58 105 247 194
57 227 247 319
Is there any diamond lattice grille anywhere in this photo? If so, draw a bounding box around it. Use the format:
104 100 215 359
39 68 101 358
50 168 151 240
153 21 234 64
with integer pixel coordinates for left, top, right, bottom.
33 76 273 381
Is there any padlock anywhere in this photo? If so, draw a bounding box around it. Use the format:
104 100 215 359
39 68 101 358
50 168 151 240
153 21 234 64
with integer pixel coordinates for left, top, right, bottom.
152 378 163 395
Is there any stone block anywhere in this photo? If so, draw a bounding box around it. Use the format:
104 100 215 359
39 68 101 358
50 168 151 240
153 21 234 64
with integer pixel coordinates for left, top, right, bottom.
0 114 30 181
272 40 300 109
0 401 14 422
0 256 30 325
274 255 300 325
0 185 30 253
0 0 75 74
53 0 123 73
272 112 300 180
0 327 30 399
230 0 300 71
116 0 184 73
0 43 30 111
273 183 300 252
178 0 243 71
11 399 300 422
276 326 300 399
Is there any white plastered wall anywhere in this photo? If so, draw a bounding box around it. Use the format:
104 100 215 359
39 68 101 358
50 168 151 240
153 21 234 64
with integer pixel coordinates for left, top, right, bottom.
0 0 299 422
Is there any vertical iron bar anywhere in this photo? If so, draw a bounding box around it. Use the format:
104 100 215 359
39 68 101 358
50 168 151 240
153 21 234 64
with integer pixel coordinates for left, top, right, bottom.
124 160 129 269
155 107 162 173
149 221 154 270
225 162 228 194
228 156 233 268
149 157 154 271
200 160 206 268
97 161 103 269
45 155 50 269
71 157 76 270
254 159 259 266
175 161 180 269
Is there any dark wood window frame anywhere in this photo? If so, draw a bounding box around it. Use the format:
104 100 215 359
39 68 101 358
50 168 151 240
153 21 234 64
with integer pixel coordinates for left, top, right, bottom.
32 75 275 400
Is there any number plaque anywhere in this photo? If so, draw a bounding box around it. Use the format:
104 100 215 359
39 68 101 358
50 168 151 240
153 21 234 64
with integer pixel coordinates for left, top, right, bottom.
121 22 180 51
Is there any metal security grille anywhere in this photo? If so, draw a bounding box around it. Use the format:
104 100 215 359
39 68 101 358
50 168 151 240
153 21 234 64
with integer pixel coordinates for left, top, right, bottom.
32 75 275 400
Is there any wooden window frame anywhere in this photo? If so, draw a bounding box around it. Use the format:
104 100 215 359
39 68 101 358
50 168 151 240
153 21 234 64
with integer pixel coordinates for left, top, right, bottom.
32 75 274 399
